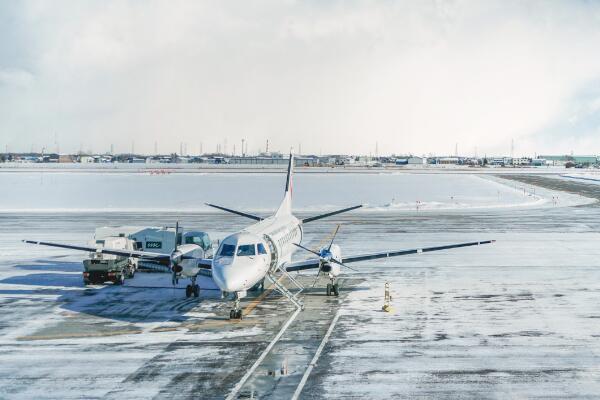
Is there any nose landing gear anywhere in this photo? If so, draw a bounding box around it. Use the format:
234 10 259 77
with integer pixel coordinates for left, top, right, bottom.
185 276 200 298
326 277 339 296
229 295 243 320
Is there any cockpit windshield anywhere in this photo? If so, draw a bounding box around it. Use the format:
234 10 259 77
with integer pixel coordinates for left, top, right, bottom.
219 244 235 257
236 244 256 256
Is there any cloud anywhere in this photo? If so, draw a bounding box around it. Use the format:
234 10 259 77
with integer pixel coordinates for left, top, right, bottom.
0 68 34 88
2 0 600 155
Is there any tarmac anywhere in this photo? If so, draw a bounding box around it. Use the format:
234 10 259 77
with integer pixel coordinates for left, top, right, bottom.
2 174 600 398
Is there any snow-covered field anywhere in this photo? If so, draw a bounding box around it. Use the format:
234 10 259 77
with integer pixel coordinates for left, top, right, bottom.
0 171 593 213
1 171 600 399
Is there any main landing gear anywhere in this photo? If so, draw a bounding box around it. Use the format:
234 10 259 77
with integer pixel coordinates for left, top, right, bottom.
229 295 243 320
185 276 200 298
326 277 339 297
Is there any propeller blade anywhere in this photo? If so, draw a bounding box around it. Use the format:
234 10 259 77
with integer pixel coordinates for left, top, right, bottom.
330 257 358 272
293 243 321 257
174 221 179 252
327 225 341 251
294 242 357 272
310 268 321 288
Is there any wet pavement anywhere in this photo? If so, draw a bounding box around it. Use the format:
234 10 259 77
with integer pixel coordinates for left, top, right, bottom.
1 176 600 398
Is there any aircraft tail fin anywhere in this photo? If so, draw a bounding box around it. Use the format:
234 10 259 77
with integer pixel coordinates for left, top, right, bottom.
275 152 294 216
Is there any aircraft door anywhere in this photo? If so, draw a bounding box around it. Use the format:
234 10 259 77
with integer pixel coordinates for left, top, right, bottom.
263 235 279 272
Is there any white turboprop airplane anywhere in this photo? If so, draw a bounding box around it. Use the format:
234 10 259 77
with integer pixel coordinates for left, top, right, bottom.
25 153 494 319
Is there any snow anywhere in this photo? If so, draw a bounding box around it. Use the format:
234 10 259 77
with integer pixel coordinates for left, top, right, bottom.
0 171 593 213
1 170 600 398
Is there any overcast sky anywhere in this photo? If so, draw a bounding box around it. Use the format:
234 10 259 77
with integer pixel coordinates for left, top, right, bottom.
1 1 600 156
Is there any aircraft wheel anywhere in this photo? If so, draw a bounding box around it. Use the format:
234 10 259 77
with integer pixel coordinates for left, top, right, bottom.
185 285 192 298
333 283 339 296
229 310 235 319
326 283 332 296
236 310 243 319
83 279 90 286
193 284 200 297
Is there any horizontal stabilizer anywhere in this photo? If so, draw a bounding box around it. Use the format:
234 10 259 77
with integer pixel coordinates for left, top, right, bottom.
302 204 362 224
205 203 263 221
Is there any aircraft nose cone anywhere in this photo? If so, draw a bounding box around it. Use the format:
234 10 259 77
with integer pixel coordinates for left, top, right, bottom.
215 268 243 292
212 258 264 292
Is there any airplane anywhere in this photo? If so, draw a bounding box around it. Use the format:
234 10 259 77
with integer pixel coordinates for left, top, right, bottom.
24 221 208 297
25 153 495 319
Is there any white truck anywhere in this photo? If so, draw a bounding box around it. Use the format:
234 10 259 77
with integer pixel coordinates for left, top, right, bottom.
83 236 137 285
88 226 214 274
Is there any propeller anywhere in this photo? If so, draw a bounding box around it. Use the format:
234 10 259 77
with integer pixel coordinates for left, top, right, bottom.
171 221 182 285
293 224 358 276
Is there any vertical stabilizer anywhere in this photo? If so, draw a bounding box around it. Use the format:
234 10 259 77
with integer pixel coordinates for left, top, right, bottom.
276 153 294 216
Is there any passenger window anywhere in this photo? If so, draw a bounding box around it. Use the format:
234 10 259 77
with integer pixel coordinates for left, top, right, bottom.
219 244 236 257
257 243 267 255
237 244 256 256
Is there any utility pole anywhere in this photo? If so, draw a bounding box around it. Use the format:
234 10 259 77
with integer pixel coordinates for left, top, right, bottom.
511 138 514 158
266 139 269 154
241 139 245 157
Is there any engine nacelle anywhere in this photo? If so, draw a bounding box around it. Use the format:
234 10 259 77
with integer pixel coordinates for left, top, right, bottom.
320 244 342 277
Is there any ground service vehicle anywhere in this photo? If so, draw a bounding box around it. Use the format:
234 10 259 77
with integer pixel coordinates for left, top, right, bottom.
82 236 137 285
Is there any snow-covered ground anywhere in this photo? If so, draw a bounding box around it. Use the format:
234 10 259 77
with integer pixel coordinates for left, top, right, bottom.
0 171 593 214
1 171 600 398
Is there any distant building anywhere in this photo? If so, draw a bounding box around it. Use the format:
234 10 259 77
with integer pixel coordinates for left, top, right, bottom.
511 157 531 166
408 156 426 165
79 155 95 163
540 155 598 166
59 155 75 163
438 157 460 165
229 156 286 165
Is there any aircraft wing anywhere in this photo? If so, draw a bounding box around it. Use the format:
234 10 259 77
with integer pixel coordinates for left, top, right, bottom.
23 240 171 263
285 240 495 272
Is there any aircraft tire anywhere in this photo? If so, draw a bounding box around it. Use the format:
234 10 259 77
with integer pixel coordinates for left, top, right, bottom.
193 285 200 297
333 283 339 296
326 284 332 296
185 285 192 298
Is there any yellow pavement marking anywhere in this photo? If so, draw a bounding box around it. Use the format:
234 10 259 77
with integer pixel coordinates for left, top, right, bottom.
18 329 143 341
242 275 285 317
21 275 290 340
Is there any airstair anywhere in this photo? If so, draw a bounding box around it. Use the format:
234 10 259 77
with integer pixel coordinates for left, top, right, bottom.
266 265 304 310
